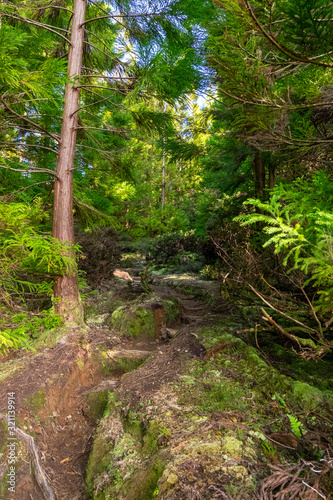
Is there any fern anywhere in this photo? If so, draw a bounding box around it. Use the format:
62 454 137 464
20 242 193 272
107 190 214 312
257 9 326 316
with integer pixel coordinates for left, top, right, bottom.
235 172 333 316
287 414 307 437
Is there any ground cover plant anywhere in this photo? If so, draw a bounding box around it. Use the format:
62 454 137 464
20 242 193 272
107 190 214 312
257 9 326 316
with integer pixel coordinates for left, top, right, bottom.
0 0 332 498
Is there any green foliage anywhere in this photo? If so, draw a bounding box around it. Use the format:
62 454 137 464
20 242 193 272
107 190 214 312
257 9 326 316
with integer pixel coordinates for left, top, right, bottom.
287 414 307 438
235 172 333 316
148 231 215 270
0 311 62 355
0 200 78 302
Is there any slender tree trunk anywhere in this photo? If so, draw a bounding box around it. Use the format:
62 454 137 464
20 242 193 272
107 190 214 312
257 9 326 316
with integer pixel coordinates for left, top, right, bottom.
178 160 182 192
161 140 165 210
254 150 265 197
52 0 86 321
269 163 275 190
161 102 166 212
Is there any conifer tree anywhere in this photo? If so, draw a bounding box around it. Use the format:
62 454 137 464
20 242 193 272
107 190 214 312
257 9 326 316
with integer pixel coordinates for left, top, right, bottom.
0 0 212 320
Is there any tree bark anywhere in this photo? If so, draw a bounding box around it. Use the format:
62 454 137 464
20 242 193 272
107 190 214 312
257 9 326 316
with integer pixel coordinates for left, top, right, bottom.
161 102 166 211
52 0 86 321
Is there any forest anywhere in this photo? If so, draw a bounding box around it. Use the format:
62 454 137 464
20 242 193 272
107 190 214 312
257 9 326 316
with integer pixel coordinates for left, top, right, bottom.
0 0 332 499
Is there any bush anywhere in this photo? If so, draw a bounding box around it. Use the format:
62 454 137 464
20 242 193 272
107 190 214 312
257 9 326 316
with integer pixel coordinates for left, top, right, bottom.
77 227 122 287
148 231 216 265
235 172 333 353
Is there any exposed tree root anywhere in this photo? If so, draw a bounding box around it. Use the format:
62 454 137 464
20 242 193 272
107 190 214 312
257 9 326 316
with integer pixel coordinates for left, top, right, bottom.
81 379 120 395
0 413 56 500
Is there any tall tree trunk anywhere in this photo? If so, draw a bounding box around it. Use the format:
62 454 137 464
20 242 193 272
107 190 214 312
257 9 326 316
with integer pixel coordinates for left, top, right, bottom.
161 103 166 212
52 0 86 321
161 140 165 210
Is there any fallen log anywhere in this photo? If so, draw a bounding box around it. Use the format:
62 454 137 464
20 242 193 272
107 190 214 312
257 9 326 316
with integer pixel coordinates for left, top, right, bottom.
106 349 154 359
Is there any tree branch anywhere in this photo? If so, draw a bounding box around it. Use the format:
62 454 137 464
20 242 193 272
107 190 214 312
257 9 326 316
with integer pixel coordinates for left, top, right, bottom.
81 129 121 168
0 163 59 178
0 99 60 143
83 40 118 61
86 0 126 28
0 142 58 154
0 11 72 44
81 86 130 109
17 3 74 14
261 308 303 348
81 74 136 80
248 283 318 334
80 12 161 28
75 125 130 137
243 0 333 68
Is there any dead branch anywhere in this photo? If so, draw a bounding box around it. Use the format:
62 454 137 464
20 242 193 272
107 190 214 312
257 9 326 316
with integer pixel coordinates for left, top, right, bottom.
0 11 71 45
261 308 303 349
0 164 59 178
81 379 120 395
0 413 56 500
106 349 154 359
80 11 161 28
248 283 318 334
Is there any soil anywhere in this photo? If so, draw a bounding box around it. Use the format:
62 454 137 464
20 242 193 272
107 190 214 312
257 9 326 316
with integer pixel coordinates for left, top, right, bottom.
0 271 332 500
0 274 229 500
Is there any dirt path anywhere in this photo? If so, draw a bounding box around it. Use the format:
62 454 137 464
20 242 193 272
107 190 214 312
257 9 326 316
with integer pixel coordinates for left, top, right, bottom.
0 275 228 500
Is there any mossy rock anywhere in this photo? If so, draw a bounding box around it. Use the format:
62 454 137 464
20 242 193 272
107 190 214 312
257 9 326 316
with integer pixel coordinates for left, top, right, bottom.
103 455 166 500
84 390 109 423
292 381 324 411
85 414 124 492
110 305 155 338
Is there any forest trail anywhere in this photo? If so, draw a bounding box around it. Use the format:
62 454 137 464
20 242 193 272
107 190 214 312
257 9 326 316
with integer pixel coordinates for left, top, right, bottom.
1 270 332 499
0 273 231 500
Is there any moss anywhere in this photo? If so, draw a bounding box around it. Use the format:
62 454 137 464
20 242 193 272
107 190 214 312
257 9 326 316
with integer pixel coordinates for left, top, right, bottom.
35 324 88 349
0 358 27 384
158 468 179 494
142 421 162 457
124 410 144 441
84 390 109 422
24 388 46 413
221 436 243 458
196 326 331 413
192 440 221 455
85 431 115 490
172 282 216 306
292 381 324 411
162 299 181 323
110 456 166 500
0 420 7 454
113 433 136 458
118 357 147 373
83 302 99 321
110 305 155 338
75 358 84 371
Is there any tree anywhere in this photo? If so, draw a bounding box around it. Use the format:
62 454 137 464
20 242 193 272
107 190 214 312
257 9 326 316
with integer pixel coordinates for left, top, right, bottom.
0 0 211 321
203 0 333 193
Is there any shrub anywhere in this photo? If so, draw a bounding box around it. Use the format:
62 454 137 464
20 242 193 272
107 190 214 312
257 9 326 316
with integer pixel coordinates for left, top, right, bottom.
235 172 333 352
149 231 216 266
77 227 122 287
